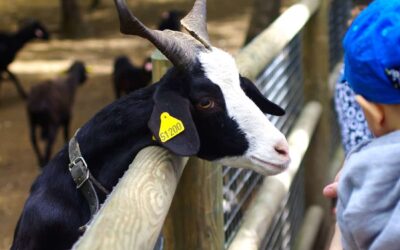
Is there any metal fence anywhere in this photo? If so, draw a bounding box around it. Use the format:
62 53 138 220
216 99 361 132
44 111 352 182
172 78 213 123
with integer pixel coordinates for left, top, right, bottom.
329 0 351 157
260 164 305 250
329 0 351 71
223 35 304 247
224 0 351 246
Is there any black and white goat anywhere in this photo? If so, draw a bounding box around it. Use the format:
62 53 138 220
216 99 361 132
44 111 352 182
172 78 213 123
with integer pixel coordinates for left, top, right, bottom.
11 1 290 249
0 20 50 99
112 55 152 98
26 61 88 167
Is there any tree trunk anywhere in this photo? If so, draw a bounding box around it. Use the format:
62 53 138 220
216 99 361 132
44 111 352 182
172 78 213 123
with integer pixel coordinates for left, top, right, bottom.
60 0 88 38
244 0 281 45
88 0 102 12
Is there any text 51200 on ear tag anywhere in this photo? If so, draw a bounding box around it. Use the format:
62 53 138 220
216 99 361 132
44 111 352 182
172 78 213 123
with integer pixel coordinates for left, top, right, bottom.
159 112 185 142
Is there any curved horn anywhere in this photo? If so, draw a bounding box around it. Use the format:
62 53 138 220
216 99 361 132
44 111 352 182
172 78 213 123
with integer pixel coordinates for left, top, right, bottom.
114 0 206 70
181 0 211 49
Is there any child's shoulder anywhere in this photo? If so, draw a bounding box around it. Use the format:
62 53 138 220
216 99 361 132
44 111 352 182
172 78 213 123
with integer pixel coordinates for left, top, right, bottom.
348 130 400 158
343 130 400 177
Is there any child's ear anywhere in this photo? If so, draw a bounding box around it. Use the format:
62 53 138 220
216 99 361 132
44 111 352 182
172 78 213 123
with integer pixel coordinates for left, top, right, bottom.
355 95 385 136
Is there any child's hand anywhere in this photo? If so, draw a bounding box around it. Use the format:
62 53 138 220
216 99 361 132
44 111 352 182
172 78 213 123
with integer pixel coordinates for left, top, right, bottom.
323 181 338 199
323 170 341 214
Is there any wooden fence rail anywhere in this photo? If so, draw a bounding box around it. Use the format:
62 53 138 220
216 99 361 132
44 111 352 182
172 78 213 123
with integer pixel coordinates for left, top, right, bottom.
236 0 320 80
73 147 188 249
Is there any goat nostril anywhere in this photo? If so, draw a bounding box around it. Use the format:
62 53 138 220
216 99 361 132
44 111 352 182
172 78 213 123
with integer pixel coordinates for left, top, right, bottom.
274 142 289 157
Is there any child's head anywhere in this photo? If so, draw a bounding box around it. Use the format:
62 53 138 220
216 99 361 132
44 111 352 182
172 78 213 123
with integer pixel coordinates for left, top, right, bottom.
343 0 400 137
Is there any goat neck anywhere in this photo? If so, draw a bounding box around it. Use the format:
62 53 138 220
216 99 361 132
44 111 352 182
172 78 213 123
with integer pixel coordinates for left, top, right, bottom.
74 84 158 190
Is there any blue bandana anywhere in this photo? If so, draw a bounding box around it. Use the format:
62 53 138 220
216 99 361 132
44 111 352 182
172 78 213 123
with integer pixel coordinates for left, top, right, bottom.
343 0 400 104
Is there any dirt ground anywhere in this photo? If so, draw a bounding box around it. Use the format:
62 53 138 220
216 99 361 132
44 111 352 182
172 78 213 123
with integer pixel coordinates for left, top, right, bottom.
0 0 250 248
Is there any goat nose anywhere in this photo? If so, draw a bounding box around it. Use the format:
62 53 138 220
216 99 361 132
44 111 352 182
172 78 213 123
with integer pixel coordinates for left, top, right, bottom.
274 140 289 158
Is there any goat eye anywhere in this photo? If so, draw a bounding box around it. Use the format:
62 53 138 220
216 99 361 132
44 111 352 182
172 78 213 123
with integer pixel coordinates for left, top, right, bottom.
196 98 214 110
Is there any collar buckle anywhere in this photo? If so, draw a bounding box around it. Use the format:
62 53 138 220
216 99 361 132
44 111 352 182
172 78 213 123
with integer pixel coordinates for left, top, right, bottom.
69 156 90 189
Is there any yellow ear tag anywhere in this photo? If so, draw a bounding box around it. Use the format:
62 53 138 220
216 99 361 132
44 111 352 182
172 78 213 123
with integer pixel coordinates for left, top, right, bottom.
159 112 185 143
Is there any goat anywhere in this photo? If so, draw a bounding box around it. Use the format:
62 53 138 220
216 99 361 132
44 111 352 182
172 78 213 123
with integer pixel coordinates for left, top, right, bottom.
26 61 88 167
0 20 50 99
112 55 152 98
11 1 290 249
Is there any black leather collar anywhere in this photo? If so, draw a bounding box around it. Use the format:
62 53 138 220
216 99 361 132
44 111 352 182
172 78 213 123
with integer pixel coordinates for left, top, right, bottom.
68 129 110 230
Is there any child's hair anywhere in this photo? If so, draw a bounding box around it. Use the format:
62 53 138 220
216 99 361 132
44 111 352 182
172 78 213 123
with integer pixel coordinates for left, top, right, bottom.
343 0 400 104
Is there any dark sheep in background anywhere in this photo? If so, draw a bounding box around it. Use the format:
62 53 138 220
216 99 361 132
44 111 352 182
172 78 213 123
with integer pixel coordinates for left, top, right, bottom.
112 55 152 98
112 9 184 99
11 0 290 249
111 10 183 99
26 61 88 167
0 20 50 99
157 10 184 31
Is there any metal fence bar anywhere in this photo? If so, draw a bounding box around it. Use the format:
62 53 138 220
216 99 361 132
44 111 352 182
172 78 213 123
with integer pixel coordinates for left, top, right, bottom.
224 2 310 242
328 0 351 71
228 102 322 250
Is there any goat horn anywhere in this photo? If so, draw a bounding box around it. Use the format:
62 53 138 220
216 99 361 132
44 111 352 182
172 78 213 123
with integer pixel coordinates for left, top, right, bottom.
114 0 207 70
181 0 211 49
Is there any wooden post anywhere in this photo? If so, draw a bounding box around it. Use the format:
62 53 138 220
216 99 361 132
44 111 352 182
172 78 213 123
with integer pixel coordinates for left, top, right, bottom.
301 0 334 248
151 50 172 83
152 51 225 250
72 147 188 250
164 158 224 250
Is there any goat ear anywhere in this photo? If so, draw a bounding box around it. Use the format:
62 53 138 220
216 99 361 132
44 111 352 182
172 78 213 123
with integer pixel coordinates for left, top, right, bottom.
148 90 200 156
240 76 285 116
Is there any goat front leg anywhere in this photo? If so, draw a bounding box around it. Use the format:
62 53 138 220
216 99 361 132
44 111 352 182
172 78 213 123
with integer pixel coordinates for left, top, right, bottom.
43 126 58 166
5 69 27 99
29 122 44 167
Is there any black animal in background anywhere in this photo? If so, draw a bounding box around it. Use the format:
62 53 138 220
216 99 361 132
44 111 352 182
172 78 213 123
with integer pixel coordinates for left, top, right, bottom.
111 10 183 99
112 55 152 98
112 9 183 99
26 61 88 167
0 20 50 99
11 0 290 249
157 10 184 31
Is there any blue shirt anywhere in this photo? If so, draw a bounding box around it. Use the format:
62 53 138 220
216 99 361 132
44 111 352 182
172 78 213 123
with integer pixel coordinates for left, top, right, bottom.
337 130 400 250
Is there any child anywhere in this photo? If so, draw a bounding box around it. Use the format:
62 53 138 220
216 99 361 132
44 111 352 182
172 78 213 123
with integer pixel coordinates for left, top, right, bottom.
334 0 374 156
336 0 400 249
